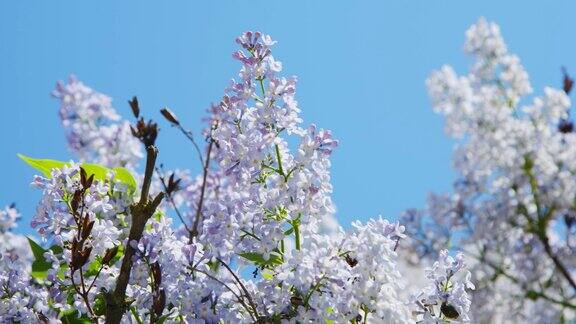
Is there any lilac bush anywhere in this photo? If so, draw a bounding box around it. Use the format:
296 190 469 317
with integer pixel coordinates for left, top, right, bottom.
1 30 480 323
401 18 576 322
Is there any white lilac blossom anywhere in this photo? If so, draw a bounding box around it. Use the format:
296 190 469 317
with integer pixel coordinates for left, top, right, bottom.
0 205 45 322
0 204 19 234
0 31 474 323
0 252 54 322
0 205 31 269
411 250 475 322
52 75 143 169
401 18 576 322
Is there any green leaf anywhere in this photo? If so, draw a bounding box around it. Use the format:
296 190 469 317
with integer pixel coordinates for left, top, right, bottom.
526 290 539 300
60 309 91 324
50 245 64 255
110 244 124 266
239 252 283 267
261 270 274 280
80 163 110 180
18 154 137 194
57 263 68 280
31 260 51 279
84 259 102 277
27 237 52 280
156 313 172 324
113 167 137 193
93 294 106 316
26 237 63 280
27 237 46 260
18 154 66 177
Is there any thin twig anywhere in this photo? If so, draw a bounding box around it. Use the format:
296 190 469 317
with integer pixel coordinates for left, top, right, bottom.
155 167 192 233
192 268 257 322
522 158 576 292
71 273 96 317
175 124 205 167
217 258 260 319
87 264 105 293
190 138 214 241
540 233 576 291
466 250 576 309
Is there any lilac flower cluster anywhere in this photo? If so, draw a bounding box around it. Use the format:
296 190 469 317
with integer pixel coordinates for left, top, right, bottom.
402 18 576 322
30 165 128 316
411 250 475 322
1 31 475 323
53 75 143 169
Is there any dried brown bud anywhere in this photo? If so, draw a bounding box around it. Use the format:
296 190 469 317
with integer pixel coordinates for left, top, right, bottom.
71 241 92 271
565 212 576 229
37 312 49 323
160 107 180 125
151 262 162 288
130 124 138 138
153 288 166 316
71 237 79 252
80 167 87 187
70 190 82 212
101 246 119 265
131 118 159 146
86 174 94 189
129 96 140 118
256 317 276 324
166 173 182 195
563 67 574 94
559 119 574 134
79 247 93 268
290 295 303 307
345 254 358 268
81 218 95 240
77 167 94 194
440 302 460 319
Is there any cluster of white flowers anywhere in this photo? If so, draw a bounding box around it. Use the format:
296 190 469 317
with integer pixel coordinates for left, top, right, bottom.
411 250 475 323
0 31 475 323
402 18 576 322
52 75 143 169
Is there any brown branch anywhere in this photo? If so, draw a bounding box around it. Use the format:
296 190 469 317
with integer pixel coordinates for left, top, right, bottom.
87 264 105 293
139 146 157 206
78 268 95 316
105 146 164 324
70 273 95 317
522 158 576 293
190 139 214 242
192 268 257 322
469 250 576 309
175 124 205 168
217 258 260 319
540 233 576 292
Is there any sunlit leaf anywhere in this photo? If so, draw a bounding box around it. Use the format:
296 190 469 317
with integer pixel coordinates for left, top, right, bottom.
18 154 137 194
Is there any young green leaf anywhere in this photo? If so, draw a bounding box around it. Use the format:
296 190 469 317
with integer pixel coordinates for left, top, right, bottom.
27 237 52 280
18 154 137 193
60 309 92 324
238 252 283 267
27 236 46 260
18 154 66 177
113 167 137 193
79 163 110 181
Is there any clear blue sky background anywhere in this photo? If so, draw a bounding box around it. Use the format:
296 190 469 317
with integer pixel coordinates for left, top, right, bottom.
1 1 575 235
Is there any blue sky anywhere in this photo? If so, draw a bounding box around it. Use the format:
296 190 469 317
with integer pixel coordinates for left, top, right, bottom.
1 1 575 234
